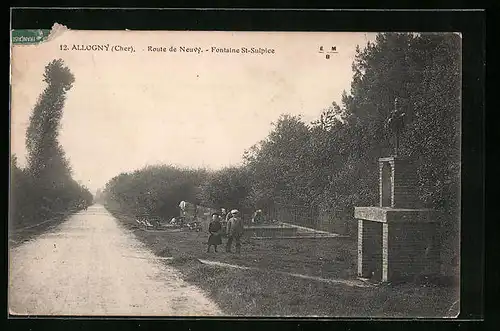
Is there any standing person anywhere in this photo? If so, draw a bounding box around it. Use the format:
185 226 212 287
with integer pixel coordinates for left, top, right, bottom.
225 209 232 222
222 208 232 235
226 209 244 254
252 209 263 224
207 213 222 252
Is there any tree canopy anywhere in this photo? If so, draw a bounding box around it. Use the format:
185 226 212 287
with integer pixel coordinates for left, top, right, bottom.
103 33 461 233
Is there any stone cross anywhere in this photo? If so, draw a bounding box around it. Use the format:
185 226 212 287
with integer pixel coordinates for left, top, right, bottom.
385 98 406 156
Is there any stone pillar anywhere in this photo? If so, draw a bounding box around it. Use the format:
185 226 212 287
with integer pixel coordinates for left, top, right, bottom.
379 158 395 207
382 223 389 282
357 220 363 277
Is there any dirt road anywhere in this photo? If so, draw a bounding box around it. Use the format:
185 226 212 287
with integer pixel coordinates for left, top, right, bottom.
8 204 222 316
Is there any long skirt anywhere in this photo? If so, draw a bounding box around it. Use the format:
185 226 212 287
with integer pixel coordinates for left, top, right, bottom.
207 233 222 245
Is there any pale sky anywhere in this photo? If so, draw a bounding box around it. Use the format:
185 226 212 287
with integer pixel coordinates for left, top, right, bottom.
10 30 376 192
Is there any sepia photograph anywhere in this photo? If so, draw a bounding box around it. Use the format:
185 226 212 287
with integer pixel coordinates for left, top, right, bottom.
9 24 461 317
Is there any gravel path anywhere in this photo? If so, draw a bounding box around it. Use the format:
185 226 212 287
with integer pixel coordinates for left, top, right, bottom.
8 204 222 316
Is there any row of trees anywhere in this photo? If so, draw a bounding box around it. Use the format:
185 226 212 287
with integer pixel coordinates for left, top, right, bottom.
10 59 93 229
103 166 207 217
103 33 461 235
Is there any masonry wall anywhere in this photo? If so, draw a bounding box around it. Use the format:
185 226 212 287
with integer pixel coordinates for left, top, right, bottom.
388 222 440 279
378 158 421 209
393 159 420 209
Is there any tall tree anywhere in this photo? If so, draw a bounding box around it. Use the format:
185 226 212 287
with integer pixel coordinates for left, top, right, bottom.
244 114 313 207
11 59 93 228
26 59 75 183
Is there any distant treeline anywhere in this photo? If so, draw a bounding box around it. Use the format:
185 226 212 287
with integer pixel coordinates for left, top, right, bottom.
103 33 461 235
10 59 93 229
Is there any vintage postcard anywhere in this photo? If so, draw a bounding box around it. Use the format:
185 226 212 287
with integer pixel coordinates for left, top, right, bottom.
9 25 461 317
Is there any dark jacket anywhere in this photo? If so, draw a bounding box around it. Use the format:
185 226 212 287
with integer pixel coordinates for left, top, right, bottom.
208 220 222 245
209 220 222 233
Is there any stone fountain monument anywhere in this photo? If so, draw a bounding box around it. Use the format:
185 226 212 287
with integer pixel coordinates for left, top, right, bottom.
354 99 442 282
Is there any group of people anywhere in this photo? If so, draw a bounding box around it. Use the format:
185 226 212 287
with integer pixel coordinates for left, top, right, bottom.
207 209 244 254
78 201 88 211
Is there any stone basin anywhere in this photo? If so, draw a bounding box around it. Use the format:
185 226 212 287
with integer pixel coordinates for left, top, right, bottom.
244 224 298 237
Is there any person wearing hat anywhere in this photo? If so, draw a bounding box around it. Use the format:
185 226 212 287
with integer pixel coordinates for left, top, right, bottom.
207 212 223 252
225 209 244 254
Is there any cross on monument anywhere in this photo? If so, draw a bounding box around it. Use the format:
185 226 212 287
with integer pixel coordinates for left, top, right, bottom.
385 98 406 157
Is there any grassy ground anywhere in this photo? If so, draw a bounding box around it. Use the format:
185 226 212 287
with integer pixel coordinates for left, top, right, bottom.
8 211 76 248
110 209 460 318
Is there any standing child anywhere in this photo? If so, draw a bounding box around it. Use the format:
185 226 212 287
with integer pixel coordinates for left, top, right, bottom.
207 213 222 252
